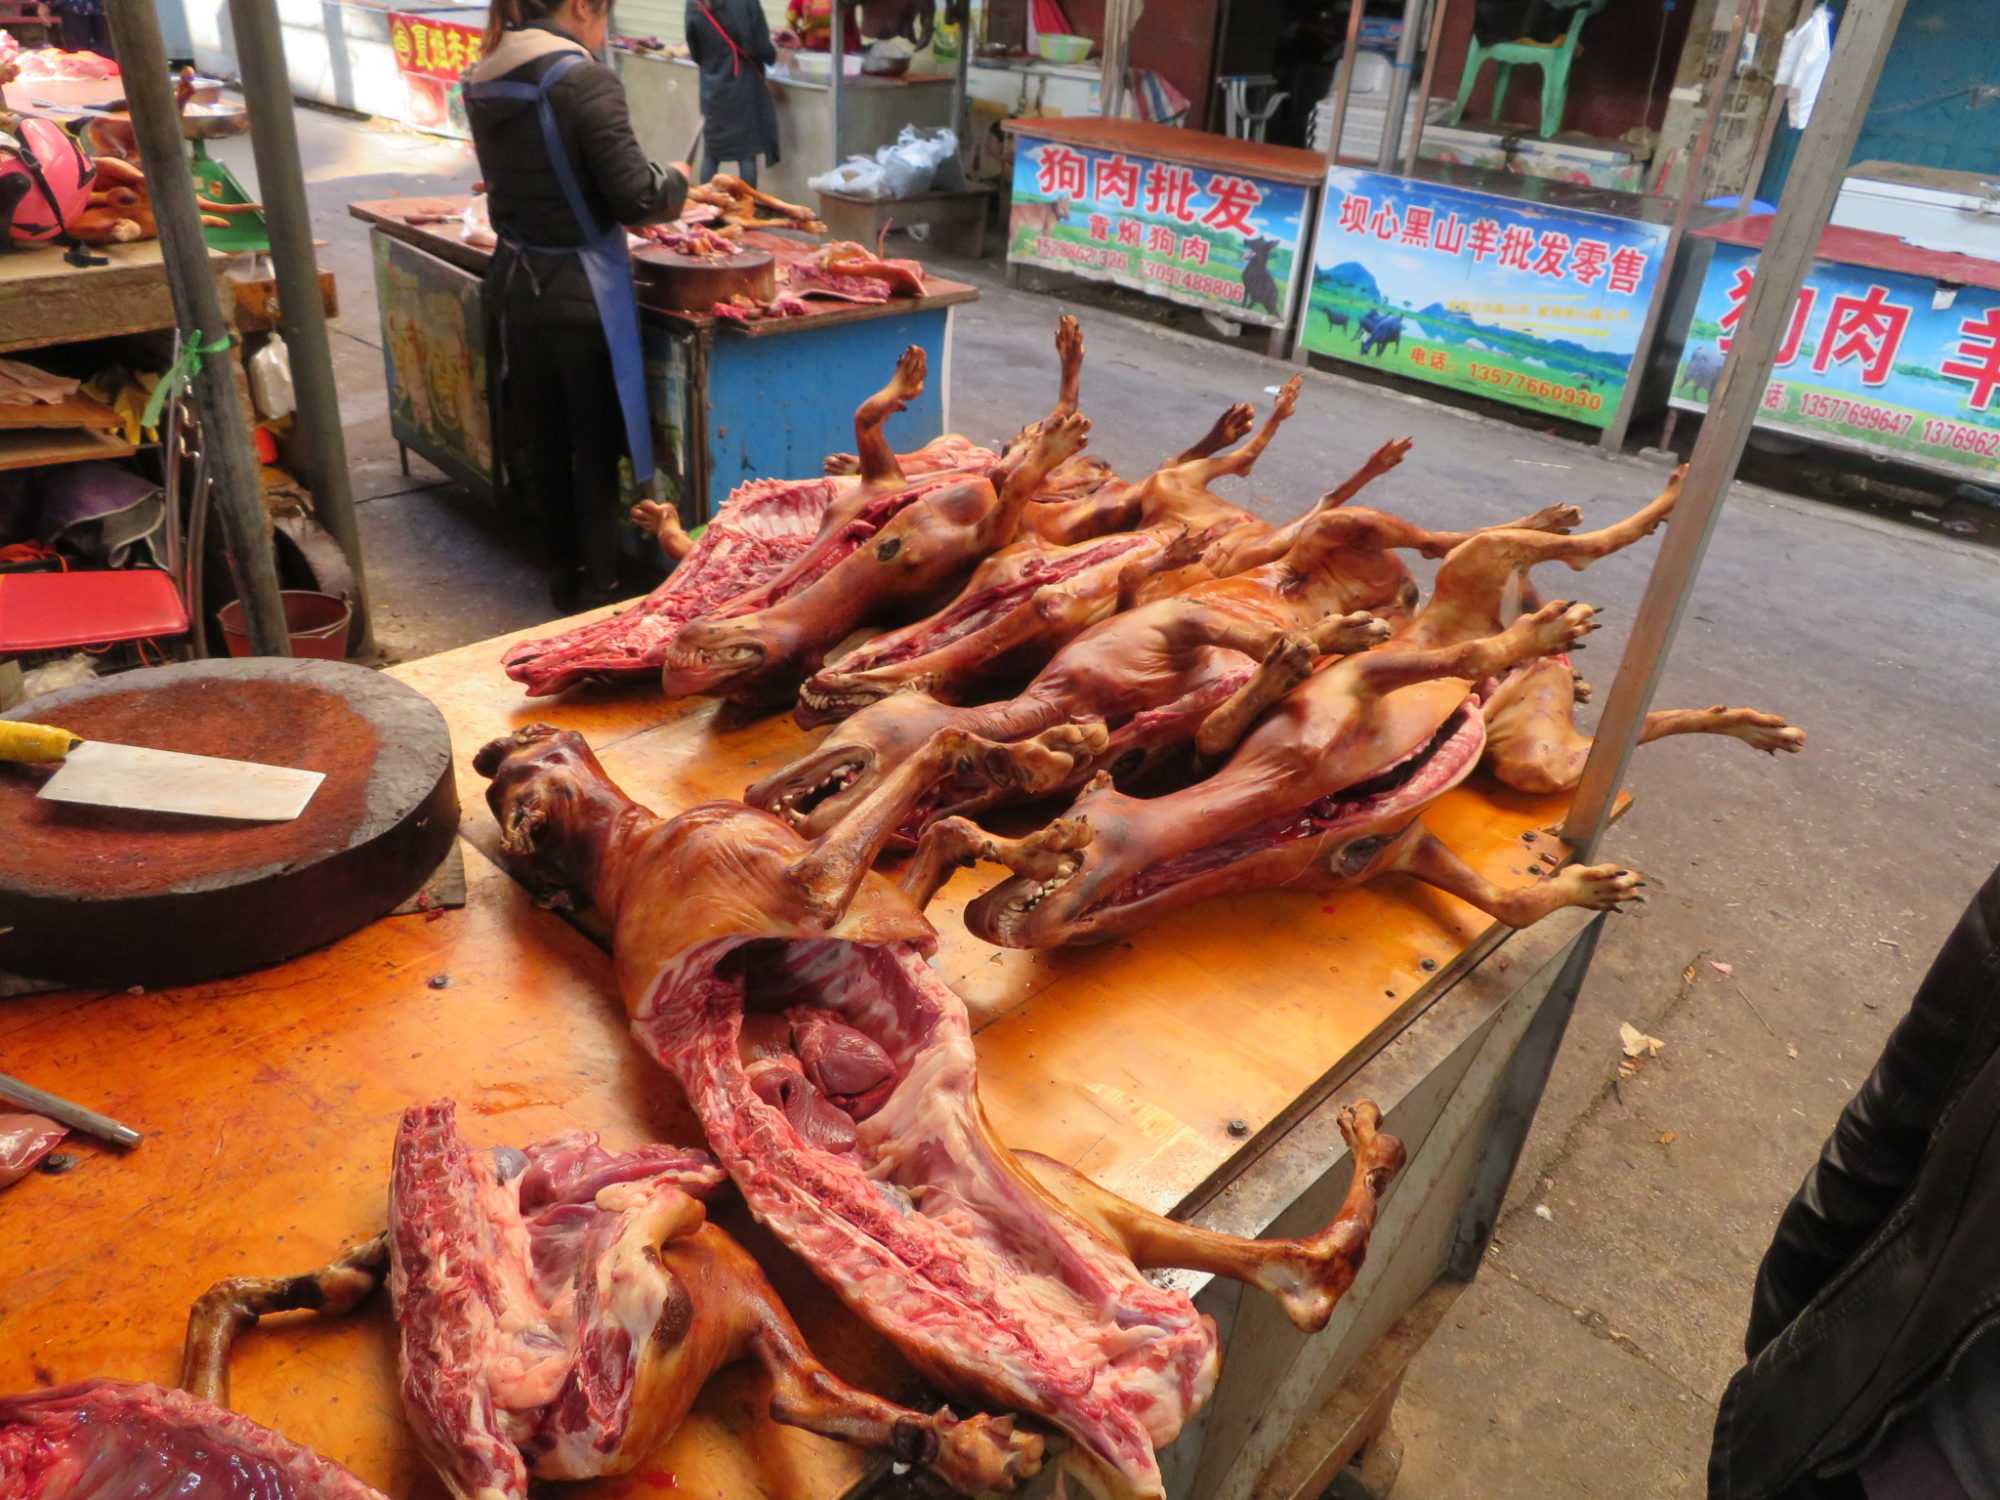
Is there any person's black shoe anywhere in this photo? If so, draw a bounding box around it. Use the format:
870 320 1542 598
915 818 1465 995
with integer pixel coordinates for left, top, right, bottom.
549 567 586 613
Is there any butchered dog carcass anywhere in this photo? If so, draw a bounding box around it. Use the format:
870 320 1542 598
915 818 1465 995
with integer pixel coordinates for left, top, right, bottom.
475 721 1405 1499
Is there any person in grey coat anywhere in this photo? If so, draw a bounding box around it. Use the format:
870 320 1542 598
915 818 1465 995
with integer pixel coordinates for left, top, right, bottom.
686 0 781 185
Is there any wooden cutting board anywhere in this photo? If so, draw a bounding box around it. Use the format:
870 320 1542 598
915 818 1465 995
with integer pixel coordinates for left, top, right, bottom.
633 247 776 311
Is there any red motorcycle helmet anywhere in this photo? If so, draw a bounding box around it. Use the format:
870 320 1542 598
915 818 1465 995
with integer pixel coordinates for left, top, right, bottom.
0 115 96 245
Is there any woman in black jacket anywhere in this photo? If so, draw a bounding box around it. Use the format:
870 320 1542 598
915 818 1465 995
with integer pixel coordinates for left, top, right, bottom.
467 0 688 610
685 0 780 185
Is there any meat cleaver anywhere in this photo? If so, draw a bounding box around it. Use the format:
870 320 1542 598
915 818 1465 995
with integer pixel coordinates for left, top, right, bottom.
0 719 324 822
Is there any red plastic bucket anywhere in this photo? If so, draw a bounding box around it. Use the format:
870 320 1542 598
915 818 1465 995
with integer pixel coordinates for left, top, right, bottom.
218 589 352 660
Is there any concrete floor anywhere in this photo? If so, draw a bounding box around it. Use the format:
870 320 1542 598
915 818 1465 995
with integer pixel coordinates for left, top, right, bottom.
242 105 2000 1499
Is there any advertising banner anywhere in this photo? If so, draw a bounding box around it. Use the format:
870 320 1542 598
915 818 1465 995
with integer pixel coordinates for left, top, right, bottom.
1301 168 1670 428
1006 135 1312 329
389 11 479 139
1672 240 2000 481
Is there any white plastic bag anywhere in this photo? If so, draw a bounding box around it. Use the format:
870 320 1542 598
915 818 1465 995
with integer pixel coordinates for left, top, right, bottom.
877 125 959 197
248 334 295 421
461 192 496 249
808 156 892 200
1775 4 1832 128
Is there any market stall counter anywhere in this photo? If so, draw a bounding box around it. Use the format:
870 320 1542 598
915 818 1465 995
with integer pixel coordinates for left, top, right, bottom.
348 196 979 522
1670 212 2000 485
1002 117 1328 358
0 600 1615 1499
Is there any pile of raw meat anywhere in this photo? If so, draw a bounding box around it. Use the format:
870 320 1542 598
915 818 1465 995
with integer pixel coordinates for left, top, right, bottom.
0 42 119 84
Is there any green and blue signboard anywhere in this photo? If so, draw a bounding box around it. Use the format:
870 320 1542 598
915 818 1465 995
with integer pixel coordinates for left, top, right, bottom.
1007 134 1313 329
1672 239 2000 481
1301 168 1669 428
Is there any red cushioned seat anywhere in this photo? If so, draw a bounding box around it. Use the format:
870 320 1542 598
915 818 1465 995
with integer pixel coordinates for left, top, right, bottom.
0 569 190 654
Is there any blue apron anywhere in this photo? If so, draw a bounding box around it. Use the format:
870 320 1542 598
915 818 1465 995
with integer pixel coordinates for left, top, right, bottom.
466 50 653 485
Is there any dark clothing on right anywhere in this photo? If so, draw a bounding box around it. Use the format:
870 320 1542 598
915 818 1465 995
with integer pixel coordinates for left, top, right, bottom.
1710 863 2000 1500
685 0 780 164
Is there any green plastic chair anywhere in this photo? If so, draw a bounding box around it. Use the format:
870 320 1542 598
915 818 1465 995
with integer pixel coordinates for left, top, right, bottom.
1448 0 1608 139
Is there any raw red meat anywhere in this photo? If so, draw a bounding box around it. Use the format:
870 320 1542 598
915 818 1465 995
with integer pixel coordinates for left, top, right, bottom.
0 1114 64 1190
386 1100 1034 1497
503 474 837 696
477 724 1403 1499
0 1380 389 1500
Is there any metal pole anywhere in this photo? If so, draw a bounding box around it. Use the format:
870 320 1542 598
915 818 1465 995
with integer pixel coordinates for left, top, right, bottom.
1324 0 1369 165
830 0 845 166
1562 0 1911 861
104 0 292 657
1599 0 1751 452
950 0 969 156
227 0 375 657
1401 0 1452 176
1375 0 1425 171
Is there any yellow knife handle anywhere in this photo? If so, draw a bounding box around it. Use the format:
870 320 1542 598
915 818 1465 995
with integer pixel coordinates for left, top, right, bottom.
0 721 82 763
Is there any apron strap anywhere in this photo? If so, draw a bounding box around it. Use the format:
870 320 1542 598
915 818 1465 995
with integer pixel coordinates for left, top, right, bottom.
694 0 746 77
526 51 605 240
469 43 655 491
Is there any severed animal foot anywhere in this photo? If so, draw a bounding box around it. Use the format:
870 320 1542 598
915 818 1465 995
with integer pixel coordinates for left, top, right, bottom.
1178 401 1257 463
887 344 927 404
1700 705 1806 754
1016 1100 1405 1335
1538 862 1644 917
1271 374 1302 422
921 1410 1044 1495
993 722 1110 796
1033 410 1092 472
1508 502 1583 534
631 500 694 561
1312 610 1393 656
902 814 1092 909
1514 599 1599 660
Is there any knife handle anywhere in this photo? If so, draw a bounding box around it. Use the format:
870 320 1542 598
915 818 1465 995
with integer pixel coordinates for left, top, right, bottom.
0 721 82 763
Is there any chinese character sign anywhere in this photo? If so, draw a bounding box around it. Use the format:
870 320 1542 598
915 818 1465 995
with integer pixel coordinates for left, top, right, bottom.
1674 240 2000 480
390 12 479 138
1007 134 1312 328
1301 168 1670 429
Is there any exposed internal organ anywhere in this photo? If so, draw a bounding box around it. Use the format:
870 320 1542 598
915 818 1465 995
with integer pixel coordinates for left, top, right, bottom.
0 1380 392 1500
476 723 1404 1499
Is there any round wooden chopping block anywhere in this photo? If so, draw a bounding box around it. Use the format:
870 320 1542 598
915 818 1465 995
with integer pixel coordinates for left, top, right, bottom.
0 658 458 988
634 246 777 310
